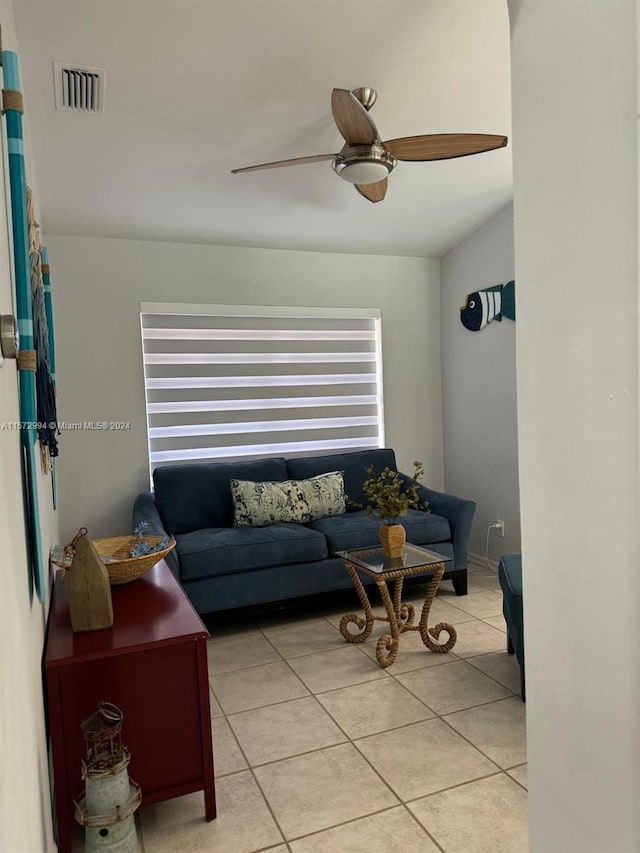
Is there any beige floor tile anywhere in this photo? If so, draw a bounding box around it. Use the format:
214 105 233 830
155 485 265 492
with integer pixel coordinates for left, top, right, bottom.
508 763 528 790
262 618 345 658
435 580 487 596
228 696 346 765
447 590 503 619
289 806 441 852
467 651 522 693
255 742 398 839
359 626 460 674
255 607 325 630
322 595 398 627
212 716 248 776
409 773 529 853
323 588 476 628
316 678 434 739
354 718 497 801
322 609 352 629
444 696 527 768
468 560 497 573
482 615 507 633
397 661 511 715
212 661 309 714
139 773 283 853
461 581 490 594
449 619 507 658
318 593 363 626
207 629 281 674
288 646 389 693
471 570 502 591
209 685 224 717
404 593 478 624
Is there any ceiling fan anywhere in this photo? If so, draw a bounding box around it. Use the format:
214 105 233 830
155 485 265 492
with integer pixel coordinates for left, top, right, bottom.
231 87 508 203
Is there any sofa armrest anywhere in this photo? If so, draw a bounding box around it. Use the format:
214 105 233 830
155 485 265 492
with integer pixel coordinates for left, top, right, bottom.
132 492 180 577
399 475 476 570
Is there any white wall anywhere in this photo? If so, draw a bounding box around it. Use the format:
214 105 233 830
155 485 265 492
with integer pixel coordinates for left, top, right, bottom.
45 236 443 542
0 1 57 850
509 1 640 851
440 203 519 561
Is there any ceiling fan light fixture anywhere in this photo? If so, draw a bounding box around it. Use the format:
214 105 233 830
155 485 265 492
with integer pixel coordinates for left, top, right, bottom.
230 86 508 206
333 159 391 185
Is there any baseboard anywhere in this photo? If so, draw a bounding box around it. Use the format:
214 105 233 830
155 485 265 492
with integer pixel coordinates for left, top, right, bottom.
468 551 498 573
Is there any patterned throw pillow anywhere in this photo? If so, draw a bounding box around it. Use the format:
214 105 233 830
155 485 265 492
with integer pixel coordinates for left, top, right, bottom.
295 472 346 523
231 472 346 527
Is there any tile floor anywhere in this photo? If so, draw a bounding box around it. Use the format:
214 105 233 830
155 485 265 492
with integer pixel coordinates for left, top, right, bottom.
106 562 529 852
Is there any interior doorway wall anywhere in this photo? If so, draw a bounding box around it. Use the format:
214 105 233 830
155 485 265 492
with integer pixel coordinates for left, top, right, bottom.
508 1 640 850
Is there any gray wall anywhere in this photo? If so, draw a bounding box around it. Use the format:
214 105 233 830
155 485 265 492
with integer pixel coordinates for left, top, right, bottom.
440 203 519 562
47 236 443 542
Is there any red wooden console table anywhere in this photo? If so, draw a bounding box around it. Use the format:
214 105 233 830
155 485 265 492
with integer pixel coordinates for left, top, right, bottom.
45 560 216 853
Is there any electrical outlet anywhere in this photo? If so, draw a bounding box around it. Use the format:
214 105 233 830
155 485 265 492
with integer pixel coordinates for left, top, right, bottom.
496 519 505 538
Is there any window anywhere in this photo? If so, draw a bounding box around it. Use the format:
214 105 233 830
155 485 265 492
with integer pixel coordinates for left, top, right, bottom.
140 303 384 470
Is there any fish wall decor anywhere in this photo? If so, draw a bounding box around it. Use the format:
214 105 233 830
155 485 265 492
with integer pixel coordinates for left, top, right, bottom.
460 280 516 331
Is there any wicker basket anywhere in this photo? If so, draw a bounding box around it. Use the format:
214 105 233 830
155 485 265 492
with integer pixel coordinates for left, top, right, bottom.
53 535 176 586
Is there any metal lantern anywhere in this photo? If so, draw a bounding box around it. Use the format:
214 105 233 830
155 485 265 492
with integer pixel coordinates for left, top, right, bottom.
74 702 141 852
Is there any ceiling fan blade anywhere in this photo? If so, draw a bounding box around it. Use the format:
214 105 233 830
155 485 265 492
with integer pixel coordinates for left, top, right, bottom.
355 179 387 203
383 133 508 161
231 153 336 174
331 88 379 145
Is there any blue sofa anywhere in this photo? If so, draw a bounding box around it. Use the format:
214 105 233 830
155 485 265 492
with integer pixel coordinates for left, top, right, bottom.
132 448 476 616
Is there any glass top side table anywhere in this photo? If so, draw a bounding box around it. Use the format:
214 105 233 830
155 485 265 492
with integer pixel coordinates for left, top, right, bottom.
335 544 457 668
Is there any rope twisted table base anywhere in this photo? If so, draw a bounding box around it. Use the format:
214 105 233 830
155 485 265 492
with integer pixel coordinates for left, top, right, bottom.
339 559 457 668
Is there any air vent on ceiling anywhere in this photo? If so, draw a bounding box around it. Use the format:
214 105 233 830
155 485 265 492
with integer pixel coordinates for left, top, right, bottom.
53 61 105 114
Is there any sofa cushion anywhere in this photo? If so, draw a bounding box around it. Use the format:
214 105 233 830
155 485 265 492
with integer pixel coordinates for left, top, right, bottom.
153 458 289 534
401 509 451 545
231 471 345 527
176 523 329 582
286 448 397 512
309 508 451 556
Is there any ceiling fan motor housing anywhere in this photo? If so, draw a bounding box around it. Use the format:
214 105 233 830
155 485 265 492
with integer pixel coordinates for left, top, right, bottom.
351 87 377 111
332 144 396 185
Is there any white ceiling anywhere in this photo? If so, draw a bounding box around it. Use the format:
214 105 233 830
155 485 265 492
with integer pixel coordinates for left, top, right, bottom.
13 0 512 258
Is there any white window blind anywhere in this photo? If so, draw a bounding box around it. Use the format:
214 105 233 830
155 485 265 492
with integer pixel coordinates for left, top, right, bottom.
140 303 384 470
